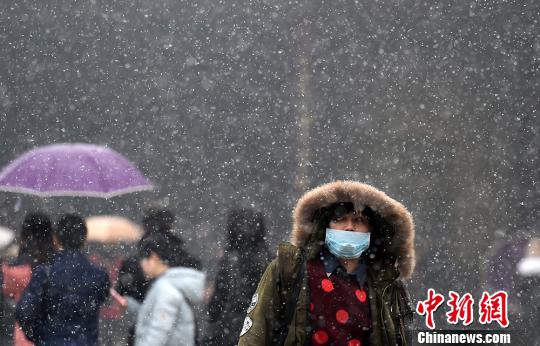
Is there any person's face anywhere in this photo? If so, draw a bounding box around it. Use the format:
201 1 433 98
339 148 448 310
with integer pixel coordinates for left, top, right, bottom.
140 252 161 279
328 211 369 233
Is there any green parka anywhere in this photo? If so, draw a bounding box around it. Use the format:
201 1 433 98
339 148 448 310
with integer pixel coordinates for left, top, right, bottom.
238 181 416 346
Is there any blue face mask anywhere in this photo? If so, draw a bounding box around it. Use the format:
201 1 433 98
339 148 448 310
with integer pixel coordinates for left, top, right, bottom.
325 228 370 259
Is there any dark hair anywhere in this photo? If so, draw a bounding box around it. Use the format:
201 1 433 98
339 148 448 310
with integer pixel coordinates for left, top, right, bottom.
311 202 370 227
226 208 266 251
139 233 200 269
142 208 176 235
18 212 54 266
55 214 87 250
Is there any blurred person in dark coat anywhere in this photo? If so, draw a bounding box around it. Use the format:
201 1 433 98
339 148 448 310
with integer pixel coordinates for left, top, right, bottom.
116 209 176 303
1 212 54 346
206 208 270 345
15 214 110 346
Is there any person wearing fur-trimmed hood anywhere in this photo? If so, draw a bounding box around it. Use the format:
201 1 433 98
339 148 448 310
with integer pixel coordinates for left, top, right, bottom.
237 181 415 346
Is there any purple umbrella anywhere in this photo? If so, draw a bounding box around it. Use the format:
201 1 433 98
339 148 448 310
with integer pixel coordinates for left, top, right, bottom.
0 143 153 198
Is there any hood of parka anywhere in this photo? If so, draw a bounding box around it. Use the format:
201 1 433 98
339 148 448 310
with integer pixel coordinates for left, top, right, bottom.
290 180 415 279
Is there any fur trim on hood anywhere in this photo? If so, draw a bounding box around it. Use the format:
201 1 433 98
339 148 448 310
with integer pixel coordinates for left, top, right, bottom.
291 181 415 279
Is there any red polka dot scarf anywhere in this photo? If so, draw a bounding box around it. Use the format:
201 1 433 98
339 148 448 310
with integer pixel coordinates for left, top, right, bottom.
307 256 371 345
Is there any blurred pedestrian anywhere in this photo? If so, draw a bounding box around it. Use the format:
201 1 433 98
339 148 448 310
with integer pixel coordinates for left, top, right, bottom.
116 208 201 345
1 212 54 346
15 214 110 346
127 233 205 346
206 208 270 345
237 181 415 346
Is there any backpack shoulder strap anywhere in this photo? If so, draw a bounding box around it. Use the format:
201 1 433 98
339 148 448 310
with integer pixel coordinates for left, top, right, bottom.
42 265 50 295
276 243 304 284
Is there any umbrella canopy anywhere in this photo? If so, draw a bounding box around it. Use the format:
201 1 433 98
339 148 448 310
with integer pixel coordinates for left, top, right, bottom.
86 216 143 243
0 143 152 198
0 225 15 250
